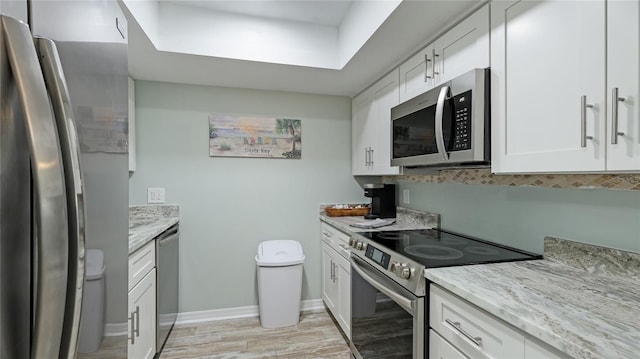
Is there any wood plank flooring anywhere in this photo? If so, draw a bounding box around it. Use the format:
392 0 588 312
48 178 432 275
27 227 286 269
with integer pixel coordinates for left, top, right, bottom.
159 309 351 359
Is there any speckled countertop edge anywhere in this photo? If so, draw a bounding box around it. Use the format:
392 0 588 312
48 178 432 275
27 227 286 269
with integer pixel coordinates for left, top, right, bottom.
425 237 640 359
129 205 180 254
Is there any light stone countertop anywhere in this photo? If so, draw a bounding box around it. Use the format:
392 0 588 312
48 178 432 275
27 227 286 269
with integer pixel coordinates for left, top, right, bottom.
129 205 180 254
425 237 640 359
319 206 440 234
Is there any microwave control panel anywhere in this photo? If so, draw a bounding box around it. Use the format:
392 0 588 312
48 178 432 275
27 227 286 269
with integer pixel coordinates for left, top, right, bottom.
452 91 472 151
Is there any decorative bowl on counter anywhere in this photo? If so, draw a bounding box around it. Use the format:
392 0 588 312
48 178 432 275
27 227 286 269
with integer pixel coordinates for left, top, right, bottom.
325 204 370 217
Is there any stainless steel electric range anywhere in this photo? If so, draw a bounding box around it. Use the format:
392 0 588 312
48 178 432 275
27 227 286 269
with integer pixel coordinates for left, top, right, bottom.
348 228 542 359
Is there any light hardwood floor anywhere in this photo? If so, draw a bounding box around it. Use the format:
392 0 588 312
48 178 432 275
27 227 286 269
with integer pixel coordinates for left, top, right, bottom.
159 309 351 359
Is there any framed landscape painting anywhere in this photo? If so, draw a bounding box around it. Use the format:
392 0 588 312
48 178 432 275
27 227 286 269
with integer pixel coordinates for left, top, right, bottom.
209 114 302 159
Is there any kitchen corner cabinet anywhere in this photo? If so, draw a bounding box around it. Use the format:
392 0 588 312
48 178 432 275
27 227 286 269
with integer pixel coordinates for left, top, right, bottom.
398 4 489 103
352 69 402 176
128 240 156 359
128 76 136 172
491 0 640 173
320 223 351 338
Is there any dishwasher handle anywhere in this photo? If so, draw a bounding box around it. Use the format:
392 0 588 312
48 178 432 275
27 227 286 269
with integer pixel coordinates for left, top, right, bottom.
158 225 179 246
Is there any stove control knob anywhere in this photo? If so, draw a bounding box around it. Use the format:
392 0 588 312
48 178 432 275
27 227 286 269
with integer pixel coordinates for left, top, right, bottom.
389 261 398 272
355 241 364 250
400 266 411 280
348 238 356 247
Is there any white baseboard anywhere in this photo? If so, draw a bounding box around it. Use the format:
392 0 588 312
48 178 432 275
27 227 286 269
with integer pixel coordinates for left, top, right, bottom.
175 299 325 326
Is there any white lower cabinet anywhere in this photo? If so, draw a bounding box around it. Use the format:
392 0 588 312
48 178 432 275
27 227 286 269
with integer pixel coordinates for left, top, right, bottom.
430 284 524 358
334 252 350 336
128 268 156 359
429 330 467 359
321 243 338 313
429 284 569 359
128 240 157 359
321 223 351 339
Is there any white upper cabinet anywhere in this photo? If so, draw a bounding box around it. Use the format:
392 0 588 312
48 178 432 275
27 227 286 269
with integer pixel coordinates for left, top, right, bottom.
492 0 639 173
606 0 640 171
399 4 490 103
352 90 374 175
352 69 402 176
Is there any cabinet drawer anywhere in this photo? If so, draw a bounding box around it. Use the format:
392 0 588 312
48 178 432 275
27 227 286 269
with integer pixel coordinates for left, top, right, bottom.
321 222 351 251
128 240 156 290
430 284 525 359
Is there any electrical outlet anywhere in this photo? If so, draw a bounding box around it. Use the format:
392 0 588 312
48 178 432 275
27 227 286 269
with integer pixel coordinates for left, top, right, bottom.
147 187 165 204
402 189 410 204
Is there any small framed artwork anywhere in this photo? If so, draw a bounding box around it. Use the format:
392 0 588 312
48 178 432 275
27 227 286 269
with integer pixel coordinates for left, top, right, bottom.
209 114 301 159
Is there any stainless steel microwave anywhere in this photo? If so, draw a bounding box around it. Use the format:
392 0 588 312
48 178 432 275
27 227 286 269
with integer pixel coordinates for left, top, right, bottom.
391 68 490 168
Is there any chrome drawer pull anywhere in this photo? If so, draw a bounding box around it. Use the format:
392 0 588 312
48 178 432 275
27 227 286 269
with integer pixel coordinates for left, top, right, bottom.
425 53 431 80
128 306 140 344
445 318 482 347
580 95 594 147
611 87 626 144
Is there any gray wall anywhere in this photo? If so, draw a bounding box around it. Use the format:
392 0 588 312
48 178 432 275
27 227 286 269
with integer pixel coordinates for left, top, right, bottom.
129 81 366 312
398 182 640 254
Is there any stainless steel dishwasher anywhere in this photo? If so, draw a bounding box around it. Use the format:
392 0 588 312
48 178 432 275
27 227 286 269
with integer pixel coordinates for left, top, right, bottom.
156 223 179 356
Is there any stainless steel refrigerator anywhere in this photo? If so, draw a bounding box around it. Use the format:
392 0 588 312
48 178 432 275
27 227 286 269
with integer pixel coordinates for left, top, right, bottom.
0 0 129 358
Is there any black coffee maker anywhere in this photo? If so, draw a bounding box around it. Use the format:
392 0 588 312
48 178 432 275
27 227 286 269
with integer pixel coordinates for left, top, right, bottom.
363 184 396 219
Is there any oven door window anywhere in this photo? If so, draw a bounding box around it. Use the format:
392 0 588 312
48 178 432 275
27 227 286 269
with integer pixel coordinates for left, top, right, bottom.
392 100 455 159
351 264 418 358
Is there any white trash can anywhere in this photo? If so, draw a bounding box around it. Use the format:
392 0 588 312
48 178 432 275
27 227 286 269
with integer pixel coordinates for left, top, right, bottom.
255 240 305 328
78 249 106 353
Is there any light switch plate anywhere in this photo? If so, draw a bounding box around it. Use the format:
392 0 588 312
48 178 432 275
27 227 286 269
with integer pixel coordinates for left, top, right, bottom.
147 187 165 204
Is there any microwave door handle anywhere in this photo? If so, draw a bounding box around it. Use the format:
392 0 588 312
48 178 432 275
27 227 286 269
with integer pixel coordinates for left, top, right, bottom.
435 85 450 161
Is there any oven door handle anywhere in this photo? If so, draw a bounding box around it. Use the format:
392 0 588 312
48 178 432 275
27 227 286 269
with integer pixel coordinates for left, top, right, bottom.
351 256 414 314
435 85 450 161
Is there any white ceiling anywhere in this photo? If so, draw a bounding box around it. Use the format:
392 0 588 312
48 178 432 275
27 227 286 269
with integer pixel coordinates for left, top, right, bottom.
123 0 484 97
165 0 355 27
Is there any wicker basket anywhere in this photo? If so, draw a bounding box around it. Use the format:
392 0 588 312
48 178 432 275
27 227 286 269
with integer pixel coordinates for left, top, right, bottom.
325 206 370 217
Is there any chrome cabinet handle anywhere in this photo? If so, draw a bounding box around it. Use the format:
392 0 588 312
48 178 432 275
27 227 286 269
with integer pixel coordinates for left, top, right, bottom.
611 87 626 144
333 262 337 282
365 148 369 166
445 319 482 347
128 305 140 344
435 86 451 160
432 48 439 78
581 95 594 147
330 260 334 281
425 53 431 81
135 305 140 338
365 147 373 166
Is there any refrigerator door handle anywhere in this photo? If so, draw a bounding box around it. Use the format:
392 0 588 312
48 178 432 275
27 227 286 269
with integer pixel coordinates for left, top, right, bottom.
37 37 86 359
1 15 69 358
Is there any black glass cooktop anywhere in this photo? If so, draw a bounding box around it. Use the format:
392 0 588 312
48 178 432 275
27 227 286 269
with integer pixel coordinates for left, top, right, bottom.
359 229 542 268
